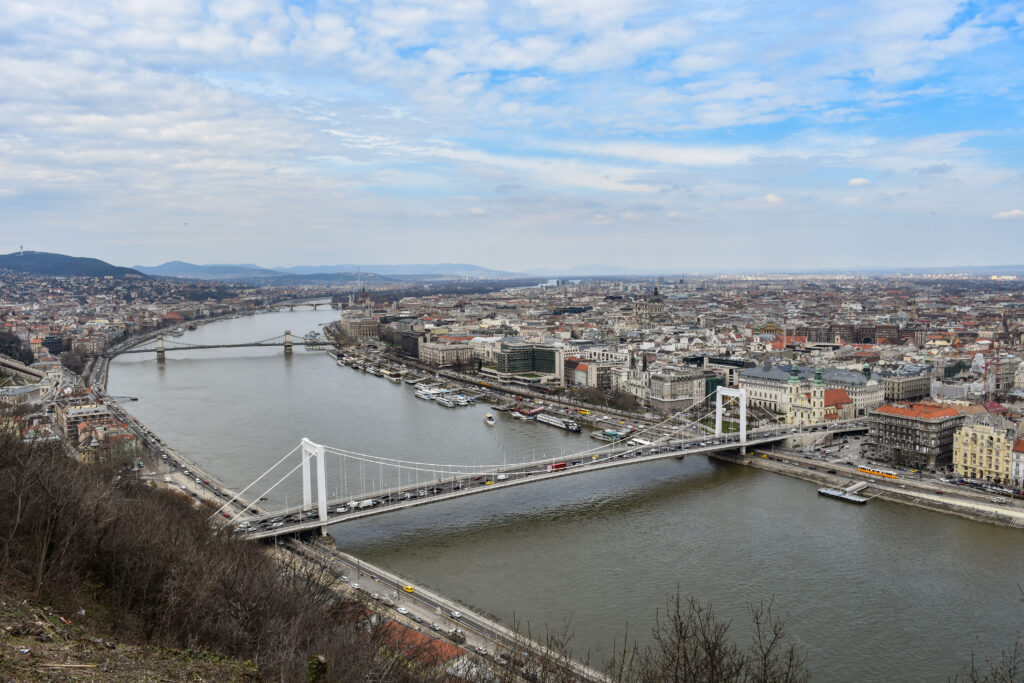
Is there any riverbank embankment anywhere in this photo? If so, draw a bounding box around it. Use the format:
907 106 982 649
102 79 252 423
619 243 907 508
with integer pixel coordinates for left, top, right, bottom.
715 450 1024 529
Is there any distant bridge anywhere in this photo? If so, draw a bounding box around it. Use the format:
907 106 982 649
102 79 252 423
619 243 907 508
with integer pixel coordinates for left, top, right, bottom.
271 300 337 311
209 387 869 540
107 331 330 360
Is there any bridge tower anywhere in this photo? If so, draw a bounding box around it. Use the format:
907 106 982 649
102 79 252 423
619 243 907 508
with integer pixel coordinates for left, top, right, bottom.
284 330 293 355
156 336 165 363
300 438 329 535
714 386 747 447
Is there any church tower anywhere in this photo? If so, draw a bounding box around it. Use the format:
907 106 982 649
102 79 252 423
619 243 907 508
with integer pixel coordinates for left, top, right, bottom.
811 367 825 423
785 366 801 424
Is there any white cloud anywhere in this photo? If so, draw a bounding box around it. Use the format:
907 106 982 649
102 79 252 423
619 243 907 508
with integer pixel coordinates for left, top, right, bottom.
567 142 760 166
992 209 1024 220
1 0 1022 268
671 53 725 75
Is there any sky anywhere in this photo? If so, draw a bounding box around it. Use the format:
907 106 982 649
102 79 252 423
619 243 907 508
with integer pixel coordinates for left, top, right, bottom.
1 0 1023 273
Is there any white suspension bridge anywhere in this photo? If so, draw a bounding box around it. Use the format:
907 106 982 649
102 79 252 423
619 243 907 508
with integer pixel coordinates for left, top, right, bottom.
210 387 868 540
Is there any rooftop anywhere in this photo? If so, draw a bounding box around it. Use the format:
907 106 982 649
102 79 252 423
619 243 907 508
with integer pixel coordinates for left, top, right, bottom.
874 401 962 420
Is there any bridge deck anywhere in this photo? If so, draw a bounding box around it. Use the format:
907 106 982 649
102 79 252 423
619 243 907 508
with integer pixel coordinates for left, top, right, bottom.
115 342 291 353
239 422 868 540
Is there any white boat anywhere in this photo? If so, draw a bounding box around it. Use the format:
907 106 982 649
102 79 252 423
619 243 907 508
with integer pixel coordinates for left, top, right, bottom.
436 396 457 408
455 395 470 406
484 413 495 425
415 388 435 400
537 413 582 432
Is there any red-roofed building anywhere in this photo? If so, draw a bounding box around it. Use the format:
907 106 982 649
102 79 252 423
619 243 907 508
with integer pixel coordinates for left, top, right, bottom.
1013 439 1024 487
984 401 1007 414
564 356 596 388
867 401 966 470
161 311 184 325
823 388 853 421
768 335 807 351
378 620 468 674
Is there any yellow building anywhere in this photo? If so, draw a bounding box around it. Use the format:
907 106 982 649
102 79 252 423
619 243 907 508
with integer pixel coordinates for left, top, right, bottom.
787 366 826 425
953 413 1019 485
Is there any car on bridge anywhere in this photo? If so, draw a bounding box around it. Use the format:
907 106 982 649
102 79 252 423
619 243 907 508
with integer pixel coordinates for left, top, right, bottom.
403 585 414 593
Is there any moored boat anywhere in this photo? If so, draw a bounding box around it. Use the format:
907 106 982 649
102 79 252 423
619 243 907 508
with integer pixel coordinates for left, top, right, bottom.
536 413 581 432
591 428 627 442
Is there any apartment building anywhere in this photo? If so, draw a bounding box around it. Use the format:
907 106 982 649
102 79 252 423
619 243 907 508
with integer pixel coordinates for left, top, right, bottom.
866 401 965 470
953 413 1020 485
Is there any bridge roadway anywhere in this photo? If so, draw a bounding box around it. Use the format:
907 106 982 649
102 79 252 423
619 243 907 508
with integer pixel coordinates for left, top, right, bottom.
113 341 291 354
238 420 869 540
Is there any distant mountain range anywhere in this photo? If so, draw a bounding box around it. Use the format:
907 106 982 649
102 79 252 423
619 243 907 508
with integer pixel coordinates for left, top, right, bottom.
134 261 281 279
133 261 520 281
4 252 1022 281
0 251 143 278
273 263 520 277
525 264 656 277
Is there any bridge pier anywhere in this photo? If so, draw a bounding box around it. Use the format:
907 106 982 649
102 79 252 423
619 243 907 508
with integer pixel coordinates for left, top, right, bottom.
301 438 329 535
715 387 747 453
156 336 165 363
284 330 293 355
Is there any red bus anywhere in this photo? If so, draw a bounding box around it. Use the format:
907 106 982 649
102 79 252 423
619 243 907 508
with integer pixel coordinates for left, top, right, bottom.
547 462 567 472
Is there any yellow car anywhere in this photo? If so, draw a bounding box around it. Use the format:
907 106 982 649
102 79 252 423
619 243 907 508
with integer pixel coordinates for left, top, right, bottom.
402 585 415 594
485 481 494 485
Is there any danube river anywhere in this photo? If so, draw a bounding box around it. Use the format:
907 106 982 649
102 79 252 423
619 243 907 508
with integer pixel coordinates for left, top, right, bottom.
109 308 1024 681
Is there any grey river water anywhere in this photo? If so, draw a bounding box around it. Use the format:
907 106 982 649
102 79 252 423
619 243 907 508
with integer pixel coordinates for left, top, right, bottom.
109 308 1024 681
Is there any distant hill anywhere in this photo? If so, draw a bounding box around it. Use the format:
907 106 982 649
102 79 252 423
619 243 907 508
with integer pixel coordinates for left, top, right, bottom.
132 261 395 285
133 261 281 279
0 251 144 278
526 264 655 277
133 261 521 281
272 263 521 278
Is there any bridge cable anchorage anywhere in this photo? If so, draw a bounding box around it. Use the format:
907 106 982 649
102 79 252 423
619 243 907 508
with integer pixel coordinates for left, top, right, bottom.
209 444 301 520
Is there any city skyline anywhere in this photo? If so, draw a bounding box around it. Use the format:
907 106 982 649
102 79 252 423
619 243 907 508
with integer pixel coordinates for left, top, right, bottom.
2 1 1023 270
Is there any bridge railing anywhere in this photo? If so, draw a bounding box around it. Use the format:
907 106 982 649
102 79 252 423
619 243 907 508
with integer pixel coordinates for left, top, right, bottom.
238 413 870 525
